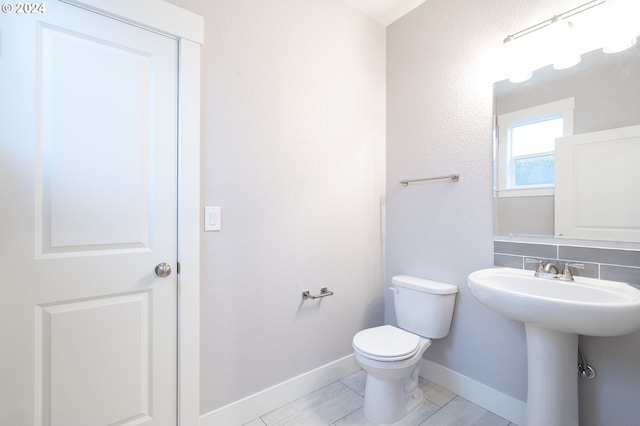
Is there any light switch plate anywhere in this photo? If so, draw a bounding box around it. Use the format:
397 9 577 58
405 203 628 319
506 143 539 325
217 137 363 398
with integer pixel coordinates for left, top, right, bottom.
204 206 221 231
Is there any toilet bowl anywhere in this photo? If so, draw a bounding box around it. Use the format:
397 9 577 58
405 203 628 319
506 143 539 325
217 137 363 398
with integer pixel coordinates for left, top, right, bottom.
353 325 432 424
352 275 458 424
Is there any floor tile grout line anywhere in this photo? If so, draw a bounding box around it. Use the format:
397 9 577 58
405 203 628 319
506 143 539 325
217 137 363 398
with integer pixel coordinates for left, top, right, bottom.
332 404 365 426
260 381 351 425
250 372 511 426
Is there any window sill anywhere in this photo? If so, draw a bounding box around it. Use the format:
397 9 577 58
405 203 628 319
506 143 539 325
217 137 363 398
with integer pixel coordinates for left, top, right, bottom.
495 187 555 198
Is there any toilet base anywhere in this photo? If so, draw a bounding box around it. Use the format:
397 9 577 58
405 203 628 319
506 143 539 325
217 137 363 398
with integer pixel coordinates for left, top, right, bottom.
362 360 424 424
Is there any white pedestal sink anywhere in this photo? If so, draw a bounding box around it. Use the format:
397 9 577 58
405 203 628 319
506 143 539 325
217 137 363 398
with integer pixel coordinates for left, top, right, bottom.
468 267 640 426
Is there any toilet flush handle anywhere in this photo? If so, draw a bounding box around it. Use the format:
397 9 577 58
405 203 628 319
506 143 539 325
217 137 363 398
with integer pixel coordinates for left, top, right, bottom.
388 287 399 294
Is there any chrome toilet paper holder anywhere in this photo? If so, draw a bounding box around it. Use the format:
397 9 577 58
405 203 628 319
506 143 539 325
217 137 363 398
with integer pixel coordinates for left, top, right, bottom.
302 287 334 300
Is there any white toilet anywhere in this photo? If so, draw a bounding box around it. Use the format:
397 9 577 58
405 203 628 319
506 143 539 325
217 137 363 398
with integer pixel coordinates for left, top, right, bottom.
352 275 458 424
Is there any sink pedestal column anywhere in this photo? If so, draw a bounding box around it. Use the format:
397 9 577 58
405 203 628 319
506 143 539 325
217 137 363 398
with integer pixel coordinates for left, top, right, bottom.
525 324 579 426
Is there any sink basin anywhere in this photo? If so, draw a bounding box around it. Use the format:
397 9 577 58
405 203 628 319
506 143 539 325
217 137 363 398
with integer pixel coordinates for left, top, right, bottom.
468 267 640 426
468 267 640 336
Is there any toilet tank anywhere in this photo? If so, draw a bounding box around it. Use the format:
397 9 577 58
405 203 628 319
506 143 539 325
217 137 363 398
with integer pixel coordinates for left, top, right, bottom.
392 275 458 339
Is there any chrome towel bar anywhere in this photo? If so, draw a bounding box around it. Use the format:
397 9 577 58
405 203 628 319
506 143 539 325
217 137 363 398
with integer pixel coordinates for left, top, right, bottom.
302 287 334 300
400 174 460 186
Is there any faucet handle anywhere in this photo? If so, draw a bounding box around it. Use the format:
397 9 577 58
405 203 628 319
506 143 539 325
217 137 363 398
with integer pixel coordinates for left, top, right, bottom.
562 263 585 281
525 258 544 276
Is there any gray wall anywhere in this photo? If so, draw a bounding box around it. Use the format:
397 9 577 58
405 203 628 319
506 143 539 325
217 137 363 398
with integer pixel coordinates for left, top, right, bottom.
386 0 528 402
494 195 554 236
165 0 386 414
387 1 640 425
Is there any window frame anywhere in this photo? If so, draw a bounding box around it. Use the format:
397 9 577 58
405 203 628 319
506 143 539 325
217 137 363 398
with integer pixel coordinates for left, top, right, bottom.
496 97 575 198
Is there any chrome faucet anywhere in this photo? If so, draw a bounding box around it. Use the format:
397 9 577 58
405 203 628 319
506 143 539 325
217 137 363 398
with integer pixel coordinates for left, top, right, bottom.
543 262 559 275
525 259 584 281
525 258 553 277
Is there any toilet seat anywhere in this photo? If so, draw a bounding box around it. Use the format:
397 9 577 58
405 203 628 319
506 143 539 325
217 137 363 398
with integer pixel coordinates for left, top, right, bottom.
353 325 421 361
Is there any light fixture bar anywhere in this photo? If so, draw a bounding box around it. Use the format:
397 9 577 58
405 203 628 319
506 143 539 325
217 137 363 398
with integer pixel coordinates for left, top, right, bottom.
506 0 605 41
561 0 605 20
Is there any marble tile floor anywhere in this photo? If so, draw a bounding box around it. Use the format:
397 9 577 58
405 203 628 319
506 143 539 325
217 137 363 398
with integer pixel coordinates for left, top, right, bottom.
243 370 517 426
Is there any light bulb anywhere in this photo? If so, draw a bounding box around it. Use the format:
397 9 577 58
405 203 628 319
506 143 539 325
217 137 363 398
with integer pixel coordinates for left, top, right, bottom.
550 16 581 70
504 35 532 83
602 0 637 53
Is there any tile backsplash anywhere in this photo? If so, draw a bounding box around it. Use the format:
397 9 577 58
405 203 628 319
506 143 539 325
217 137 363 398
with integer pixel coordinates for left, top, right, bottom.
494 241 640 287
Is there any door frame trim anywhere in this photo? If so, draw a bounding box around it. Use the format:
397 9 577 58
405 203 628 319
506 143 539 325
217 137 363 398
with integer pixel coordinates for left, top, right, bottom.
58 1 203 424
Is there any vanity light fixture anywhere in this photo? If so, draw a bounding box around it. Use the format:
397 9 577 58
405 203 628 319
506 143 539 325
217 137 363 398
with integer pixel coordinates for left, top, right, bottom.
503 0 638 83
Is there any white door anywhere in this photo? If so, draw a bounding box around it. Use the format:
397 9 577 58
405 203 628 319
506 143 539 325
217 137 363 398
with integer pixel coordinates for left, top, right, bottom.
0 2 178 425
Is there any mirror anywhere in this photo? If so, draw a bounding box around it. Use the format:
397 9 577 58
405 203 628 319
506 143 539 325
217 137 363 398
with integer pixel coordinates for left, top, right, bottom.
493 42 640 241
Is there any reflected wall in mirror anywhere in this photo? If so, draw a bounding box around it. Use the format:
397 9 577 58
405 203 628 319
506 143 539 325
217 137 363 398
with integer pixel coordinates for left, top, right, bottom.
493 42 640 242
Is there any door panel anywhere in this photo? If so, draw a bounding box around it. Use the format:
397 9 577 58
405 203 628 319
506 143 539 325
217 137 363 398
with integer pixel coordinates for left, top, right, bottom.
0 2 178 425
37 292 151 426
39 23 153 254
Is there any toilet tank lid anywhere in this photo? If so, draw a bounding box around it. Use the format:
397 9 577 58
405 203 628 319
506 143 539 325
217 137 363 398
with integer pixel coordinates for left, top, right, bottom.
392 275 458 294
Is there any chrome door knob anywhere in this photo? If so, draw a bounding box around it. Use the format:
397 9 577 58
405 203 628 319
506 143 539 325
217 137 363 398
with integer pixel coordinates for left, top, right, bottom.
155 262 172 277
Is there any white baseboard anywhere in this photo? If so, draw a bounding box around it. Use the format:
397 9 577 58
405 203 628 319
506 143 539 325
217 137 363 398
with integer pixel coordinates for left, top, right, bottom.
199 355 525 426
420 359 526 426
199 355 360 426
